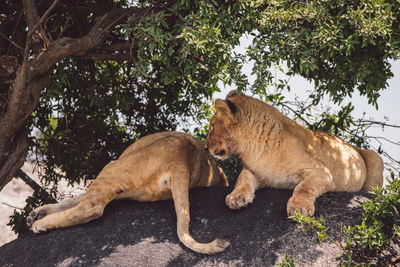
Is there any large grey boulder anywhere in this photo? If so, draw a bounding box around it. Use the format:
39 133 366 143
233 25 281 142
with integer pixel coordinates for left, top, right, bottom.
0 187 373 266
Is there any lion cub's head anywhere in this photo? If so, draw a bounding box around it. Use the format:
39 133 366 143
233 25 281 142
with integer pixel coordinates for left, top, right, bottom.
205 90 239 160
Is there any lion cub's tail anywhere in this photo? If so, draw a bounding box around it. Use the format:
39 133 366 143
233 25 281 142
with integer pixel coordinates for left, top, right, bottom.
173 196 230 254
178 230 230 254
171 176 230 254
355 148 384 191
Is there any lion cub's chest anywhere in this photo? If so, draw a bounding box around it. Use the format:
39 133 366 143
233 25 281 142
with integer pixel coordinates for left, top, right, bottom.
250 162 300 190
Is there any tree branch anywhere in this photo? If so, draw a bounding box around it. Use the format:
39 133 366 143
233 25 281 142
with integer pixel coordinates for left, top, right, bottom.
26 7 142 82
0 130 28 190
23 0 42 55
7 9 24 55
358 120 400 129
22 0 60 89
100 42 135 52
25 0 60 37
80 42 138 61
16 169 57 204
58 3 110 17
0 5 146 190
0 31 24 51
23 0 40 30
78 52 133 61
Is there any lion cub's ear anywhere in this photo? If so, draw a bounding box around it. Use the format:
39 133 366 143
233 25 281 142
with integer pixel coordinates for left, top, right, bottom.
226 90 238 98
215 99 237 120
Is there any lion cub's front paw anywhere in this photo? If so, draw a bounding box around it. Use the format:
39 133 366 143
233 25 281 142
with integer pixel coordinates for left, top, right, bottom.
287 195 315 217
31 220 49 234
27 207 48 227
226 190 254 210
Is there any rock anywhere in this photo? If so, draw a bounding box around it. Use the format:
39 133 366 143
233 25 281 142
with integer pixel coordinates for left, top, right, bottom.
0 187 373 266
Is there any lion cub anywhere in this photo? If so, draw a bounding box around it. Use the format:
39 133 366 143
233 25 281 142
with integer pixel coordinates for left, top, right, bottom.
205 90 383 217
27 131 229 254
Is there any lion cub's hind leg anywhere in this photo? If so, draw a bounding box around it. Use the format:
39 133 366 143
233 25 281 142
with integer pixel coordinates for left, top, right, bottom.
358 149 384 191
31 190 112 233
27 194 83 227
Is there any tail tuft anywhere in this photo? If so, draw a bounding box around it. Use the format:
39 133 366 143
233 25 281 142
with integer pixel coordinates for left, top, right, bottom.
179 233 231 254
215 235 231 250
204 236 230 254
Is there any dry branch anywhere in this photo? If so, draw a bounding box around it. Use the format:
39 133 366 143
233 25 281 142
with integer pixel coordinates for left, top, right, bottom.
16 169 57 204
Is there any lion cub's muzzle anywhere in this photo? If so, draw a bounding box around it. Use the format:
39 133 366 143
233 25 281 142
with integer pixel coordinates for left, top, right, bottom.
215 149 226 157
206 145 228 160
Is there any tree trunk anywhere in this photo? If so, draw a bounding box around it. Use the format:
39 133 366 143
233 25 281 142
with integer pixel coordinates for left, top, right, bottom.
0 0 141 191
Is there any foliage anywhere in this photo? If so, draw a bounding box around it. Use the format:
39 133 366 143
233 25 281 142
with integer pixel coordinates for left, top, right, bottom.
215 154 243 185
277 253 296 267
25 0 253 189
290 212 329 244
343 174 400 264
7 192 45 235
249 0 400 108
4 0 253 232
290 175 400 266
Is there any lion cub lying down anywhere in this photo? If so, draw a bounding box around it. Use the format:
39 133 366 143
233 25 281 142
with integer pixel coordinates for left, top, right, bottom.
27 131 229 254
205 90 383 217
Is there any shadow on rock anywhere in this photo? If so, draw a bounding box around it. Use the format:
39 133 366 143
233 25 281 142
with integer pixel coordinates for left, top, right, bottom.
0 187 372 266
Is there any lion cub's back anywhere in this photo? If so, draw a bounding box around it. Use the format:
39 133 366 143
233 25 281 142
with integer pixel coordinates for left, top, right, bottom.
119 131 205 160
92 132 210 202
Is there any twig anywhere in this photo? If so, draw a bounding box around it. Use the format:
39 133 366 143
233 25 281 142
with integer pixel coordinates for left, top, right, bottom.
1 202 23 210
102 14 127 33
7 9 23 55
359 120 400 129
280 102 313 128
29 0 60 36
368 136 400 147
0 93 9 105
0 30 24 51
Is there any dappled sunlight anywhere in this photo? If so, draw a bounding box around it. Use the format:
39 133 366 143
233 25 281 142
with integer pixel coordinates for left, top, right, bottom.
94 237 183 266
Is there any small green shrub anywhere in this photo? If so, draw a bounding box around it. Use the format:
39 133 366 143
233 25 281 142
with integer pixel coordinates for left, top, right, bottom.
8 192 45 235
342 174 400 265
277 253 296 267
290 175 400 266
289 212 329 244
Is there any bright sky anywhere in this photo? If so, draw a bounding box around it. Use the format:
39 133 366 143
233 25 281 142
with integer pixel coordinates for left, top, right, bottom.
214 37 400 180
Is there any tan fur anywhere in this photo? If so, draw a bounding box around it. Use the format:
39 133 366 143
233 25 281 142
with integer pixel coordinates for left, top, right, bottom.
27 132 229 254
205 90 384 217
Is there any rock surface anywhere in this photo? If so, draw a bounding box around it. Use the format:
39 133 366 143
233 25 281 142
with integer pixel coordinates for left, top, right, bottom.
0 187 373 266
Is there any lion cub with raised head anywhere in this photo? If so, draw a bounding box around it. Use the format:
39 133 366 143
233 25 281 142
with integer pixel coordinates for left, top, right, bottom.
205 90 383 217
27 131 229 254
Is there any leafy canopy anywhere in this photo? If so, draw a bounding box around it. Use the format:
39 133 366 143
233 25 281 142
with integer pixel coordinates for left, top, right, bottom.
3 0 398 188
249 0 400 107
2 0 400 234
